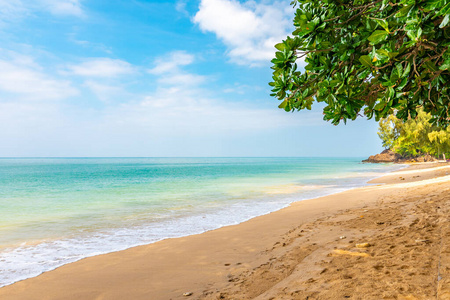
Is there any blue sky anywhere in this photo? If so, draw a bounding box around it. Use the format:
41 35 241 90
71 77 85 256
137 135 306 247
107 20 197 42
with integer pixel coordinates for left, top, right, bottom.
0 0 383 157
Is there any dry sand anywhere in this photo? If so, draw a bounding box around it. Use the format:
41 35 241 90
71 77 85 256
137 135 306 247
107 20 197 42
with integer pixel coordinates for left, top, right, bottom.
0 163 449 300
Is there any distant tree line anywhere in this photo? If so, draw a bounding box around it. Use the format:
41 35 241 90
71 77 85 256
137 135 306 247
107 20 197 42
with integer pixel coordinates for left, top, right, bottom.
378 109 450 158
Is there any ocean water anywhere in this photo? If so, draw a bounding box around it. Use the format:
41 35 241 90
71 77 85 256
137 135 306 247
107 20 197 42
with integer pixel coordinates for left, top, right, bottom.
0 157 403 287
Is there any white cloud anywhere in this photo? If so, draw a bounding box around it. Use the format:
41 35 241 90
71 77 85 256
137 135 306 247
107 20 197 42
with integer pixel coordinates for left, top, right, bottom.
175 0 188 16
67 58 135 78
0 0 27 23
68 34 113 54
223 83 260 95
0 49 324 157
0 0 84 21
114 51 319 133
148 51 207 87
0 58 77 101
39 0 84 17
158 73 206 86
193 0 293 65
148 51 195 75
84 81 126 102
101 87 322 143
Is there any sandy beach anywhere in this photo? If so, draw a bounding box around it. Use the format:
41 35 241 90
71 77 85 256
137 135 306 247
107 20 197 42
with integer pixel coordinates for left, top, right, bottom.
0 163 449 300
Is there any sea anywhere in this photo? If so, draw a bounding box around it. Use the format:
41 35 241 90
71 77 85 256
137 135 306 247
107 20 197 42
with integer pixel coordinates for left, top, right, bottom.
0 157 404 287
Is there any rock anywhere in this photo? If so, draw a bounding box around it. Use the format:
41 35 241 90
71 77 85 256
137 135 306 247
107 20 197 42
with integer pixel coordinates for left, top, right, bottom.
363 149 439 163
356 242 371 248
183 292 193 297
362 149 403 163
339 236 346 239
415 239 431 243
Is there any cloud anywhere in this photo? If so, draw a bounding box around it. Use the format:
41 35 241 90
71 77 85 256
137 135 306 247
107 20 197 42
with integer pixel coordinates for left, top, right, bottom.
0 56 78 101
0 0 84 22
39 0 84 17
115 51 320 133
0 49 324 157
0 0 27 24
67 58 135 78
223 83 261 95
148 51 195 75
193 0 293 65
175 0 188 16
84 81 126 102
148 51 206 86
68 34 113 54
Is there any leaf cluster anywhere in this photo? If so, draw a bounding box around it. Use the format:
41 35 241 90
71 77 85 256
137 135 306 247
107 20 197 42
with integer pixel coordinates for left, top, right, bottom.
270 0 450 126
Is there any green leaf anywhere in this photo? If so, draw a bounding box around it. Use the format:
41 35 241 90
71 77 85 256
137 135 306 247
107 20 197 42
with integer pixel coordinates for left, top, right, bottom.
389 87 395 99
396 63 403 77
396 5 414 17
376 49 390 60
440 3 450 15
424 60 438 72
417 27 423 38
398 77 409 89
376 19 389 32
274 43 286 51
439 62 450 70
403 63 411 78
390 69 399 82
329 80 340 87
374 102 386 110
426 0 447 10
278 100 287 109
388 52 399 59
304 21 316 32
407 30 417 41
368 30 389 44
359 55 373 67
302 88 309 98
440 14 450 28
319 56 328 66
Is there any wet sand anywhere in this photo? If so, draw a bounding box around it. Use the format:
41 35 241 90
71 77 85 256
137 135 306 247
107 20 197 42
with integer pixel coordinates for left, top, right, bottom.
0 163 449 299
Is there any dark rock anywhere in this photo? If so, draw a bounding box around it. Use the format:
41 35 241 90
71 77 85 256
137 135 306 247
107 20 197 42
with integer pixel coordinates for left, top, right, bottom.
363 150 438 163
362 149 403 163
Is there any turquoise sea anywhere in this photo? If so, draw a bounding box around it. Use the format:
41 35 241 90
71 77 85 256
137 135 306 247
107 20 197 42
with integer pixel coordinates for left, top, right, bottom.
0 157 404 287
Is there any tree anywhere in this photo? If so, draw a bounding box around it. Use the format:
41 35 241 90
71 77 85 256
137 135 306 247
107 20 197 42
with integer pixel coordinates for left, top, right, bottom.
378 109 450 157
378 114 402 149
270 0 450 127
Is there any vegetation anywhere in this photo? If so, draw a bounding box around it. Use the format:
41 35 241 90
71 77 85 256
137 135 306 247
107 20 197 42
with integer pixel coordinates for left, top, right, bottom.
270 0 450 126
378 109 450 157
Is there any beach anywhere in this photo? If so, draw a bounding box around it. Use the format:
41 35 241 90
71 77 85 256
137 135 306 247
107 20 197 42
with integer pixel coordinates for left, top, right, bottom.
0 162 449 299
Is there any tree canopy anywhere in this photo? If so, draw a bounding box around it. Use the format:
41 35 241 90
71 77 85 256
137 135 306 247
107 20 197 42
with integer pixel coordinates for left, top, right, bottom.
270 0 450 127
378 109 450 157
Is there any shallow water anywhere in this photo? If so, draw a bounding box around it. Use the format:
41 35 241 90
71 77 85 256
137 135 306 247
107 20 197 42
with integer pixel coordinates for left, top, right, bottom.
0 157 403 287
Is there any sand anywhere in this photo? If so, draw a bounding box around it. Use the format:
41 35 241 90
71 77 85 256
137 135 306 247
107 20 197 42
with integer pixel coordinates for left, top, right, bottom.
0 162 449 299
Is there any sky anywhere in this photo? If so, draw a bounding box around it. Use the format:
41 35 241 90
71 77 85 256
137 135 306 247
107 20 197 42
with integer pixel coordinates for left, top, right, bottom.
0 0 384 157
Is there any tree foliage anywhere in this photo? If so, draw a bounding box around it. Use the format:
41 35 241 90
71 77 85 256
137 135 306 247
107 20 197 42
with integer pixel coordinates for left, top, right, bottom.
270 0 450 127
378 109 450 157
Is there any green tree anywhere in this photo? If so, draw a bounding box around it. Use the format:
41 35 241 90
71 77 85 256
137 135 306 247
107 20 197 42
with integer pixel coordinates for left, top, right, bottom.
428 129 450 158
378 110 450 157
270 0 450 127
378 115 402 149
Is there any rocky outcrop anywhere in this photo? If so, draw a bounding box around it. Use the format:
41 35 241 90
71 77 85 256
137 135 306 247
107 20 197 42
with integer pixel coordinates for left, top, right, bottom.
399 154 437 163
363 149 403 163
363 149 438 163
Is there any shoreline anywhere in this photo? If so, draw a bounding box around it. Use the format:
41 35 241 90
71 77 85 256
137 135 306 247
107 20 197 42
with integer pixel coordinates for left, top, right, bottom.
0 162 449 299
0 160 403 289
